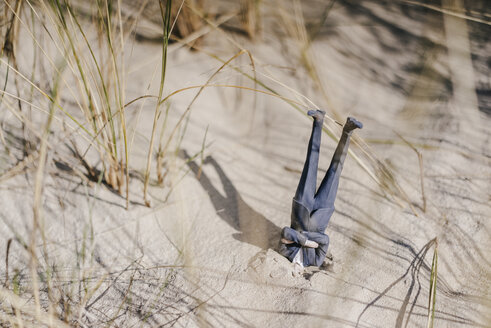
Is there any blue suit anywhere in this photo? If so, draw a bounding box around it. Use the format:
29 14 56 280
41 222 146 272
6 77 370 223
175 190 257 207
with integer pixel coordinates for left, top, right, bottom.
279 113 361 267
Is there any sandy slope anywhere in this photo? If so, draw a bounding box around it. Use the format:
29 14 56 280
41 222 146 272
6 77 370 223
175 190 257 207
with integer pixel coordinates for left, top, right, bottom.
0 0 490 327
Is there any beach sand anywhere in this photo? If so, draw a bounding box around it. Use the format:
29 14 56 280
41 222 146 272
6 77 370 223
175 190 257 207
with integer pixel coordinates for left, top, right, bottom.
0 0 489 326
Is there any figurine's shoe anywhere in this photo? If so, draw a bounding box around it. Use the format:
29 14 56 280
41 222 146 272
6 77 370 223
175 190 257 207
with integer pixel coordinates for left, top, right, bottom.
321 251 334 268
307 109 325 122
325 250 333 261
343 116 363 132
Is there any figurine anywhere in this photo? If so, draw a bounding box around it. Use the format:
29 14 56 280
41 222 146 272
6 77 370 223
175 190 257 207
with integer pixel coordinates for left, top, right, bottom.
279 110 363 270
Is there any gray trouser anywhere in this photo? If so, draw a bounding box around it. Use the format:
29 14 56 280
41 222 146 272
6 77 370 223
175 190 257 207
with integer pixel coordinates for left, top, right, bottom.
280 117 354 266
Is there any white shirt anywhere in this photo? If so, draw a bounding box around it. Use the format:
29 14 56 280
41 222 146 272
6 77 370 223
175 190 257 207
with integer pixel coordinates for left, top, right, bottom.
292 248 304 268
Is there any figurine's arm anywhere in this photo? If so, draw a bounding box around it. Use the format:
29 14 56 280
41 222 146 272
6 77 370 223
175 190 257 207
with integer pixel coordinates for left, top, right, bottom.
302 231 330 266
281 227 322 248
281 227 307 246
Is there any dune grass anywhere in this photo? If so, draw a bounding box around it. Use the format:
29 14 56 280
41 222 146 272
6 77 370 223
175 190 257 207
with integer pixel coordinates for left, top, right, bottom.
0 1 295 323
1 0 415 213
1 0 478 326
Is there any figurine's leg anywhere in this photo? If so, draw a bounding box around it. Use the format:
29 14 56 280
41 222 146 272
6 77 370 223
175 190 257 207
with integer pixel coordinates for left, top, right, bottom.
294 110 325 210
314 117 362 210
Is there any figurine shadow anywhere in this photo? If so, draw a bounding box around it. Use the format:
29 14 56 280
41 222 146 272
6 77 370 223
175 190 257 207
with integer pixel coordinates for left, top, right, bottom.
180 150 281 250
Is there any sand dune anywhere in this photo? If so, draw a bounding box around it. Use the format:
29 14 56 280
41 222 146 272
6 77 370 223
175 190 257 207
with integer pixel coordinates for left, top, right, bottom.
0 0 489 327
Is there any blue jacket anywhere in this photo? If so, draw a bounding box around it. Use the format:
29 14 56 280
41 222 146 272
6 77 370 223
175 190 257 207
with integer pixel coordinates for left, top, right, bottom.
279 225 330 267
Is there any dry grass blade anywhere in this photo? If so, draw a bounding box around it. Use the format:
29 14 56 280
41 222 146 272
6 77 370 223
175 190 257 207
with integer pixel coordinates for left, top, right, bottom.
427 238 438 328
351 135 419 215
158 84 306 107
197 125 209 179
240 0 261 39
1 0 22 58
0 288 70 328
156 49 249 184
157 102 171 184
4 238 12 288
400 0 491 25
275 0 341 119
29 61 62 321
396 131 427 212
0 151 38 183
2 0 97 132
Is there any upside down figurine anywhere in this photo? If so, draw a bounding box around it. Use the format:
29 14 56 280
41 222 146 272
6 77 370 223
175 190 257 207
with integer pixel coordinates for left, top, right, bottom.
279 110 363 270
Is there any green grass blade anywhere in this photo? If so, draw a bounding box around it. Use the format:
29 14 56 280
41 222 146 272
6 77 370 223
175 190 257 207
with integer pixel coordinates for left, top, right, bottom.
143 0 172 206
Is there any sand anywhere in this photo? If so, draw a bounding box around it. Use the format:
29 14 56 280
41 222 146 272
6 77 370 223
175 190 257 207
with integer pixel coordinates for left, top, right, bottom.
0 0 490 327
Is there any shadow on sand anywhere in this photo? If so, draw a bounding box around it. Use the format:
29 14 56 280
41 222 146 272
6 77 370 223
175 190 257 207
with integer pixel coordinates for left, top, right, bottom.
181 150 281 250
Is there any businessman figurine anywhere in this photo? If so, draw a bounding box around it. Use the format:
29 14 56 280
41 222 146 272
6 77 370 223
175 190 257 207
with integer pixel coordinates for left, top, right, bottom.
279 110 363 270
